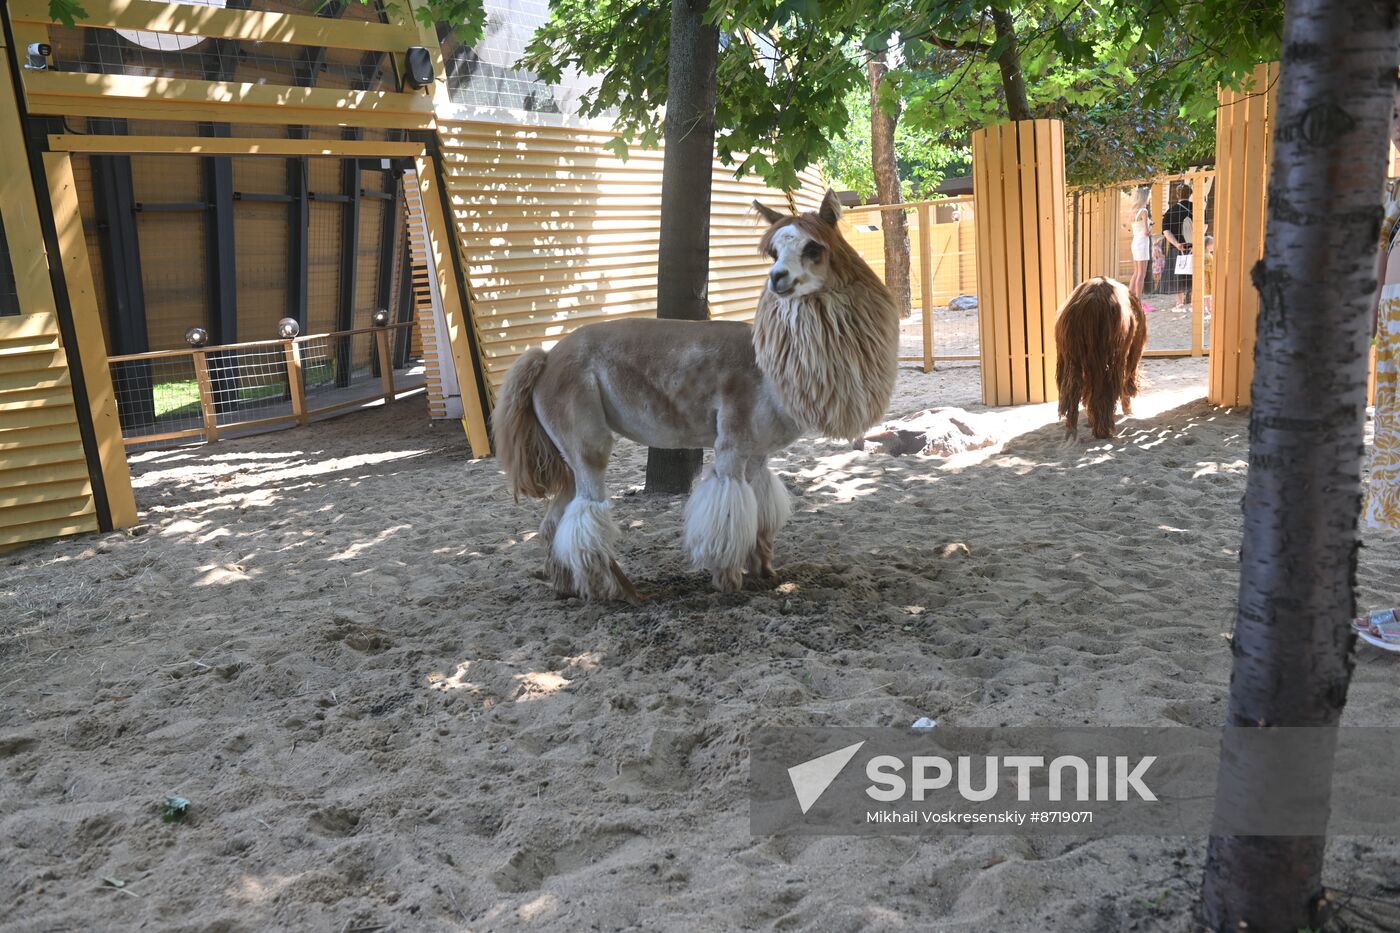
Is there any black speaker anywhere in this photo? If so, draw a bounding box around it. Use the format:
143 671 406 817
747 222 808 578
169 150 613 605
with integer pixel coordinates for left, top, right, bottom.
404 47 435 89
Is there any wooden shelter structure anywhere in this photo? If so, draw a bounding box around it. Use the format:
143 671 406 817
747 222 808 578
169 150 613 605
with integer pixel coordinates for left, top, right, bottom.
0 0 822 548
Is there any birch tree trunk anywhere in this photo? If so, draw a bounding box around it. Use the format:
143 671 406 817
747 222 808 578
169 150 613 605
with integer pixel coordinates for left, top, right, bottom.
644 0 719 494
869 51 911 319
1200 1 1400 929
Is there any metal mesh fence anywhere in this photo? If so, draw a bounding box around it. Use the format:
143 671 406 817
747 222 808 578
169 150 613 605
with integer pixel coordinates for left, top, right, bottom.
109 324 420 445
208 342 291 425
46 27 398 89
111 353 201 439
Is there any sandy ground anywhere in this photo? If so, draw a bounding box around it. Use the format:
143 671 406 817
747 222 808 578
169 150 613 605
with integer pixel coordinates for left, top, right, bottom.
4 343 1400 932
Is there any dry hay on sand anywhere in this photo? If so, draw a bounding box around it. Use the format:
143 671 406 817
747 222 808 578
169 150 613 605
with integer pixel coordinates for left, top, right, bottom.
3 358 1400 932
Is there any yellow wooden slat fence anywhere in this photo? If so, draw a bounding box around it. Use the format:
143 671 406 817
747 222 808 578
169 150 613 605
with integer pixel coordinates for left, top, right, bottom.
434 119 827 399
971 119 1069 406
1210 62 1277 407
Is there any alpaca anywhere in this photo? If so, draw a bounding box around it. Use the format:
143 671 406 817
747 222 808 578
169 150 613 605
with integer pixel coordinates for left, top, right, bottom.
493 189 900 602
1055 276 1148 439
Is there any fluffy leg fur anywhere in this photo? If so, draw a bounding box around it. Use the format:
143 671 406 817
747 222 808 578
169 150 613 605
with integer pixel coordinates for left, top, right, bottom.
552 498 625 602
747 460 790 578
684 467 759 593
539 480 577 598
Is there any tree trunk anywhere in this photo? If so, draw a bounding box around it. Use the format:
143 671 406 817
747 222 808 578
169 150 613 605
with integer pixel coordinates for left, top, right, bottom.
869 52 911 319
644 0 720 494
1199 2 1399 930
990 6 1031 122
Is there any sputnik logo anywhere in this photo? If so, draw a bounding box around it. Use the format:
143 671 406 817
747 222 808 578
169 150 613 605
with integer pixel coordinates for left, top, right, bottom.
787 741 866 814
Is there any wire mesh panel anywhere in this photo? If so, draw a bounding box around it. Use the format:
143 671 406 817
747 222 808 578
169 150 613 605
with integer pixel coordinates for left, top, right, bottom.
300 330 377 411
67 133 422 446
110 352 202 440
208 342 293 427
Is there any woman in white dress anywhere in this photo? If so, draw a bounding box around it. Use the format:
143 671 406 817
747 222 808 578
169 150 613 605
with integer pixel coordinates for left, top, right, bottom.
1127 187 1152 300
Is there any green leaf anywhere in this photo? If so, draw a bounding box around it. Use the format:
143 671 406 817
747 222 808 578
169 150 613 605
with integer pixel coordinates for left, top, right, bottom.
47 0 86 27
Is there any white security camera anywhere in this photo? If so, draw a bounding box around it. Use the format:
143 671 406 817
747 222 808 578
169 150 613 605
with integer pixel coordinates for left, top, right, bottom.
24 43 52 71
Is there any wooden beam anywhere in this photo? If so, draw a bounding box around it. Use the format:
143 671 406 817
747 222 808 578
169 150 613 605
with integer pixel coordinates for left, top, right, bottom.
42 153 139 528
47 136 429 159
413 155 491 458
22 72 435 130
8 0 420 52
0 48 53 316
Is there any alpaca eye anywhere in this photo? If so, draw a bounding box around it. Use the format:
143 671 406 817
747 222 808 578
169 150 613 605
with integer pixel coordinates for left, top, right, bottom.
802 242 825 263
767 248 778 260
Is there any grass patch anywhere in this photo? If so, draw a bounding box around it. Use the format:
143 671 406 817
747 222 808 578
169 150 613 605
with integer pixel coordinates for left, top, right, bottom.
148 362 335 420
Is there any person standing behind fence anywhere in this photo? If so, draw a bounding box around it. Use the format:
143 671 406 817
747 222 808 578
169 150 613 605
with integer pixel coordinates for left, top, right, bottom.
1161 182 1194 312
1127 187 1152 300
1365 107 1400 531
1352 87 1400 651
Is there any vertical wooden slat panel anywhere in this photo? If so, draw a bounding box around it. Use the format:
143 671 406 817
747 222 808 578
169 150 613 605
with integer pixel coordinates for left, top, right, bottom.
1221 83 1248 405
971 118 1068 406
1235 72 1270 402
1210 62 1276 408
1019 121 1045 403
1221 84 1243 406
1001 125 1029 404
1048 120 1068 399
916 203 934 372
43 153 138 529
983 128 1011 404
1209 88 1232 402
972 132 997 402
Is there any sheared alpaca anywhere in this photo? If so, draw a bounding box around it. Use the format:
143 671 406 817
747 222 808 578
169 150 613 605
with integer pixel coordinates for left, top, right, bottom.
493 190 900 602
1055 276 1148 439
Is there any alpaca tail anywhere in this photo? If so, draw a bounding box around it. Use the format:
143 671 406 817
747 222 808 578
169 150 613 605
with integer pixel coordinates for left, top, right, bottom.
493 348 570 500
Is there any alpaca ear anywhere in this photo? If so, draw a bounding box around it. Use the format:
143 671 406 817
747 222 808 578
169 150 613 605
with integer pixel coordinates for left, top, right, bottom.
818 188 843 226
752 200 785 225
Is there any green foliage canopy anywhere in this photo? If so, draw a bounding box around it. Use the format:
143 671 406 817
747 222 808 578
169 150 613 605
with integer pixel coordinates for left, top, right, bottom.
520 0 870 190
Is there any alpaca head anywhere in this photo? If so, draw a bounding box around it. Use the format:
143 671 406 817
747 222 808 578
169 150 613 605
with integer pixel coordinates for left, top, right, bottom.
752 189 845 300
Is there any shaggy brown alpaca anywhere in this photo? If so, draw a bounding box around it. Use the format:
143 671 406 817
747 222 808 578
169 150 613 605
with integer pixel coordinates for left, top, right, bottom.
1055 276 1148 439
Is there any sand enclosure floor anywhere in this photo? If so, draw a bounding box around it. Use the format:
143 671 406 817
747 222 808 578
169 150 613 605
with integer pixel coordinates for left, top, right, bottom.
4 356 1400 932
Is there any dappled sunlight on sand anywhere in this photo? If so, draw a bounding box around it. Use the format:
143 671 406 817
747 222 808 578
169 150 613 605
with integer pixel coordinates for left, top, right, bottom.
7 365 1400 931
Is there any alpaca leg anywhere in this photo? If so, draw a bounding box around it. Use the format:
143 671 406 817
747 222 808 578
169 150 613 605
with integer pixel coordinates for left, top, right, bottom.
553 495 629 602
684 450 758 594
539 479 577 598
538 401 638 603
746 457 790 578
